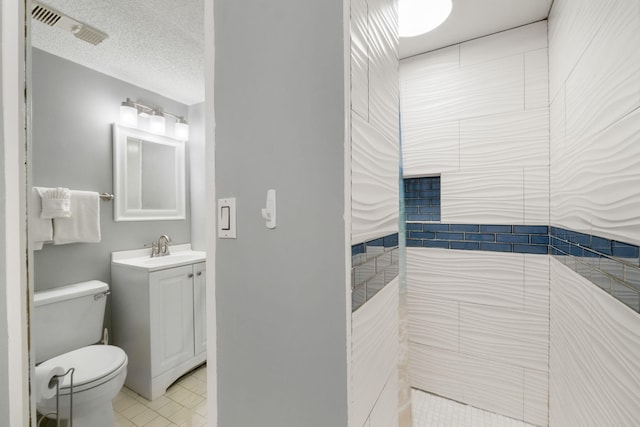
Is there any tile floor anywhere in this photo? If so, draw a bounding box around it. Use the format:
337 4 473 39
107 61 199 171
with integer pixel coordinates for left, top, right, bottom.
113 364 208 427
411 388 537 427
42 364 536 427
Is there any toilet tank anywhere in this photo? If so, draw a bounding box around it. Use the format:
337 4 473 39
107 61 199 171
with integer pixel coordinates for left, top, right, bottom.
33 280 109 364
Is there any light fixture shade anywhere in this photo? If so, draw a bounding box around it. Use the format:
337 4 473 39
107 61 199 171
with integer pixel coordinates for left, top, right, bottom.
175 119 189 140
399 0 453 38
119 99 138 127
149 110 166 134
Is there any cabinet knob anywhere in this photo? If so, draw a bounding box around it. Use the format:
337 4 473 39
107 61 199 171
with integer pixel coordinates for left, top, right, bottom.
197 272 202 276
188 273 194 278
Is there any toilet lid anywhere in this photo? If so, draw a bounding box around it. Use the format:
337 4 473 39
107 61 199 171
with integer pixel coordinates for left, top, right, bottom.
38 345 127 392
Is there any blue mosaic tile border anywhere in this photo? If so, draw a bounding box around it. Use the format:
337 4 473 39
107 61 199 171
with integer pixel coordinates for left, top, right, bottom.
404 176 441 222
351 233 399 312
406 224 549 254
550 227 640 313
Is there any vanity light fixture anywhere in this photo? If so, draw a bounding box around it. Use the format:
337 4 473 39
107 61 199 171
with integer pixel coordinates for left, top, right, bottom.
118 98 189 140
174 117 189 140
149 110 166 135
119 98 138 127
399 0 453 38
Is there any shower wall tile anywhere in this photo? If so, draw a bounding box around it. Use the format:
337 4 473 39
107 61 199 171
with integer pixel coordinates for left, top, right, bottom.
407 248 525 310
524 254 550 315
563 0 640 144
351 278 399 427
368 370 398 427
548 0 614 101
402 121 459 177
550 259 640 427
408 295 459 352
524 167 550 224
367 0 399 145
524 368 549 427
409 343 525 422
459 109 549 170
525 48 550 110
551 108 640 246
351 113 399 244
402 53 524 127
459 21 547 67
350 0 369 120
459 303 549 371
408 247 550 425
441 168 524 224
399 45 459 84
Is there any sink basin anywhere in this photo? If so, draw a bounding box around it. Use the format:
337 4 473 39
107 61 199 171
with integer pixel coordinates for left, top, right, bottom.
111 244 205 271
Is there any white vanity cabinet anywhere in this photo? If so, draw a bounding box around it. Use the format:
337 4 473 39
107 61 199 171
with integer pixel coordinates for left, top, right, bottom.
111 245 206 400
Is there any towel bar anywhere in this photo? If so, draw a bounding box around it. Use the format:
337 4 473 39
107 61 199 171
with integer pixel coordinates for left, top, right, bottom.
99 193 114 201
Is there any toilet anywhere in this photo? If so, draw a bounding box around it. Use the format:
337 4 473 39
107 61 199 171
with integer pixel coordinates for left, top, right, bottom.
33 280 128 427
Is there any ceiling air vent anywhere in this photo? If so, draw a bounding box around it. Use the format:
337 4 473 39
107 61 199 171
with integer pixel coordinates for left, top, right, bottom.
31 1 109 46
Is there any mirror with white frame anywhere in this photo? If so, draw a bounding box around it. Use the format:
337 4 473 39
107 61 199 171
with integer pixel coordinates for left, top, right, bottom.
113 124 186 221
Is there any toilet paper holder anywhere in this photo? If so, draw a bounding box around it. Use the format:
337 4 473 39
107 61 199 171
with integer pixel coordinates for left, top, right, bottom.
37 367 75 427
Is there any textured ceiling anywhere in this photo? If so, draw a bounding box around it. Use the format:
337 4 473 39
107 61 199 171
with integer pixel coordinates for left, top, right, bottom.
400 0 553 59
31 0 551 105
31 0 204 105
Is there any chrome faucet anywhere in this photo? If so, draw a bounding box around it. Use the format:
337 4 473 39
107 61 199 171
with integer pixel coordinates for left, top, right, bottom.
156 235 171 256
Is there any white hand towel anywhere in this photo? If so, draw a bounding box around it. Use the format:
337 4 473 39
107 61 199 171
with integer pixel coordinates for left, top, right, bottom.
53 191 101 244
30 187 54 250
37 187 71 219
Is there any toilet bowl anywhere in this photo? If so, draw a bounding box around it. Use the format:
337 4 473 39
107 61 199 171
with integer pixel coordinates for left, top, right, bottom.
33 281 128 427
37 345 128 427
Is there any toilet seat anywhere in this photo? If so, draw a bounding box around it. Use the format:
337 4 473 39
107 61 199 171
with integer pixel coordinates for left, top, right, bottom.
37 345 127 395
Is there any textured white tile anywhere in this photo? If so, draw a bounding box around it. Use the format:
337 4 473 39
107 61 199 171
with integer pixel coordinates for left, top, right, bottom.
367 0 399 144
551 108 640 245
352 279 399 427
369 371 399 427
441 168 524 224
407 248 525 309
460 303 549 371
459 109 549 170
564 0 640 146
408 295 459 352
548 0 615 100
402 120 459 177
550 259 640 427
351 113 399 244
524 254 550 315
400 45 459 83
525 48 549 110
409 343 524 422
350 0 369 120
460 21 547 67
524 167 549 224
549 86 565 171
524 368 549 427
402 54 524 126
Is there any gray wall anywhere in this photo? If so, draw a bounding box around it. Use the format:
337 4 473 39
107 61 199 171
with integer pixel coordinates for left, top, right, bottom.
32 49 192 292
0 2 11 420
214 1 348 426
189 102 206 251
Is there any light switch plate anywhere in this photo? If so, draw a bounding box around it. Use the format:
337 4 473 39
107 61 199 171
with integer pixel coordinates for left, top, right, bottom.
218 198 236 238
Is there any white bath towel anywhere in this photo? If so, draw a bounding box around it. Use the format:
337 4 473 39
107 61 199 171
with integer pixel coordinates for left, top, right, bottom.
30 187 54 250
37 187 71 219
53 190 101 244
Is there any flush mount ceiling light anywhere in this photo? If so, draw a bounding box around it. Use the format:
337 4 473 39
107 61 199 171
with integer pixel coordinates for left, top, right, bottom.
399 0 453 38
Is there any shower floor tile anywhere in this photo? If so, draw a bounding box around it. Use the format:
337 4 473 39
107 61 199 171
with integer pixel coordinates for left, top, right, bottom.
412 388 538 427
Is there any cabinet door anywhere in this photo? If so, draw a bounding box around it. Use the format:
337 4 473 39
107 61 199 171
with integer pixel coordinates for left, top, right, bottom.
150 265 195 377
193 262 207 355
